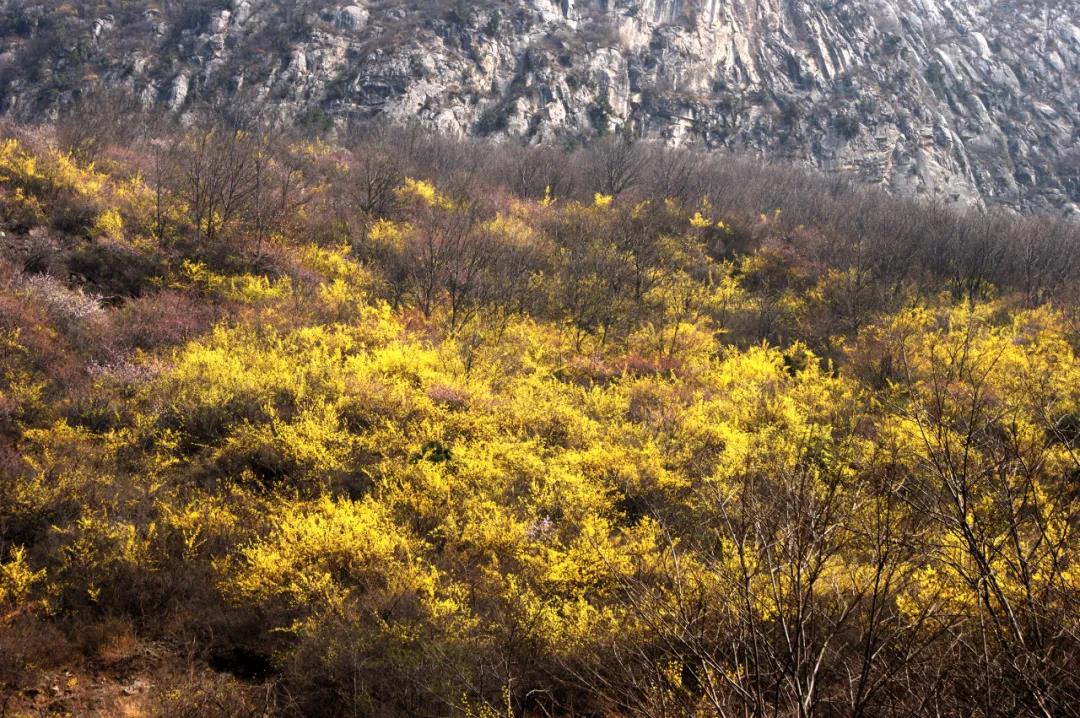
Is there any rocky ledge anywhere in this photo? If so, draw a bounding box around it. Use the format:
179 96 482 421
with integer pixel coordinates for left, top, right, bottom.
1 0 1078 213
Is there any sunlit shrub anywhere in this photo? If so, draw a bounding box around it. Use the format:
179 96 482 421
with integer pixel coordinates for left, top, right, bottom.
1 119 1079 716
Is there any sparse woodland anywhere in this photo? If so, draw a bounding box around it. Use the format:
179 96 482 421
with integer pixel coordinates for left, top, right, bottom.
0 115 1079 716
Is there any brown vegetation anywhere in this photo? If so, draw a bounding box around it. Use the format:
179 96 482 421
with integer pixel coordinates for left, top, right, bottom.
0 114 1078 716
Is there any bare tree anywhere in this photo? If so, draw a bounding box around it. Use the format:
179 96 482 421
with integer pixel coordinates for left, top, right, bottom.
167 125 259 246
585 134 645 197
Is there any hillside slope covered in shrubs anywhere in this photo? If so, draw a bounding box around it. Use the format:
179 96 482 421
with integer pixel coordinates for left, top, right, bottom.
1 119 1079 716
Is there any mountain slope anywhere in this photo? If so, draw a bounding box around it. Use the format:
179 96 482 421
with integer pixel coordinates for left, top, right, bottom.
1 0 1079 212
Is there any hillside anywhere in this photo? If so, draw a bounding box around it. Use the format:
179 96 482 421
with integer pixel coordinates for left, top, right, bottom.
1 119 1079 715
1 0 1079 212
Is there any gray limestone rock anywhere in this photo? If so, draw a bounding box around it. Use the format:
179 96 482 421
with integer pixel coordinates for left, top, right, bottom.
2 0 1078 213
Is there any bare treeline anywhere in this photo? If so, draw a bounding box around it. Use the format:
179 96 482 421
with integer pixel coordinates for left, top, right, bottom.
333 122 1080 303
2 108 1080 717
10 103 1080 322
44 93 1080 268
12 108 1080 347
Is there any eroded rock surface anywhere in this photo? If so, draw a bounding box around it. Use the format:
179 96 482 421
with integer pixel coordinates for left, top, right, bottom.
2 0 1078 212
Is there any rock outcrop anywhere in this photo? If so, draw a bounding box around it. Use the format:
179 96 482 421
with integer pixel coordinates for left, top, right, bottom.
1 0 1078 212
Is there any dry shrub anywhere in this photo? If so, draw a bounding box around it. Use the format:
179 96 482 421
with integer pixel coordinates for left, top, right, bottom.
0 614 76 690
65 238 164 298
107 290 216 353
0 291 83 389
154 670 277 718
75 617 142 669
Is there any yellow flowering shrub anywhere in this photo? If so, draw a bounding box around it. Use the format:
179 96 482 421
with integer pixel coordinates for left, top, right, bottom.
91 207 124 241
396 177 454 209
230 496 437 616
3 123 1079 717
0 546 45 608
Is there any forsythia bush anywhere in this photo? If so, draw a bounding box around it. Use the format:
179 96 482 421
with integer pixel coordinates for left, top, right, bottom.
0 546 45 608
1 125 1078 717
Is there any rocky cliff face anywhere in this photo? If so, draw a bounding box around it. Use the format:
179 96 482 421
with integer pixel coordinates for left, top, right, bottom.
2 0 1079 212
